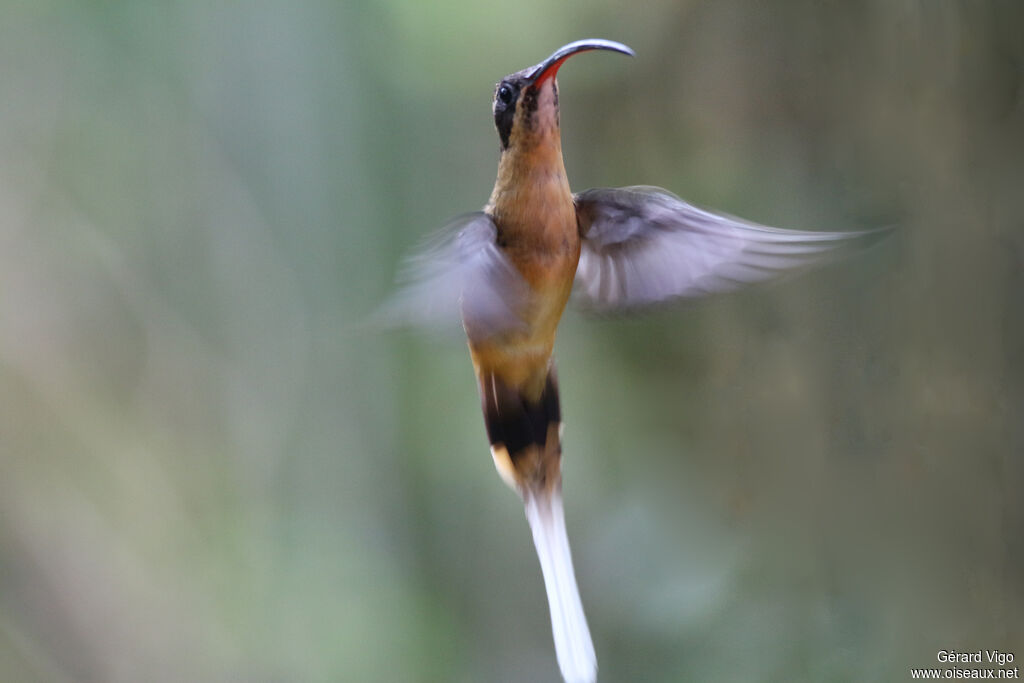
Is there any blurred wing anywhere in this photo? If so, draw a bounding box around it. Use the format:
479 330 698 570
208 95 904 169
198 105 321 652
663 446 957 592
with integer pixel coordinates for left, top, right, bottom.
574 186 892 312
375 212 530 339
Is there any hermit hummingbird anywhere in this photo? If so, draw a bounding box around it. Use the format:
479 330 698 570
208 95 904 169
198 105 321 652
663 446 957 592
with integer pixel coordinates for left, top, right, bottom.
382 39 890 683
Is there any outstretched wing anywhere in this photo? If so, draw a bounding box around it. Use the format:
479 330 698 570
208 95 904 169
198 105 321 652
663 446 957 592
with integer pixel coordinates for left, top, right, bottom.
375 212 530 339
574 186 892 312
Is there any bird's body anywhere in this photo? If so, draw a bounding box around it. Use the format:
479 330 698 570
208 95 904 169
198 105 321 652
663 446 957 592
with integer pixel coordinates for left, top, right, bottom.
475 71 578 492
382 39 891 683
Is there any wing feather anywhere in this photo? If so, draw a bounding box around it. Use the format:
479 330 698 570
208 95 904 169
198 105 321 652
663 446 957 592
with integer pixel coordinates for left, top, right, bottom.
574 186 892 312
375 212 530 339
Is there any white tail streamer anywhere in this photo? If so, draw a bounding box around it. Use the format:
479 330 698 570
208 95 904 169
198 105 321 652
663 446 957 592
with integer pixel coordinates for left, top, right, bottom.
524 489 597 683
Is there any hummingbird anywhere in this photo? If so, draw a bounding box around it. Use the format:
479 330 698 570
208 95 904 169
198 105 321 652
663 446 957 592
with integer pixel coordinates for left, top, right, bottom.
383 39 889 683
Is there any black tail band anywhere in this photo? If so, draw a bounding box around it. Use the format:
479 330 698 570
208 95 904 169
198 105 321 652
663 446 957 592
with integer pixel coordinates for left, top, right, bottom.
481 366 561 461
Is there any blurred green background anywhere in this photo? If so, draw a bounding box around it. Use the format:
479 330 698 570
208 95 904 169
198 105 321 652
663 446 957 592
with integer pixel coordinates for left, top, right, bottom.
1 1 1021 681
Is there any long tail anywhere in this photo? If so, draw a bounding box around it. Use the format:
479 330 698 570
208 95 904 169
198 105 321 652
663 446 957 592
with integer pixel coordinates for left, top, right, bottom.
524 486 596 683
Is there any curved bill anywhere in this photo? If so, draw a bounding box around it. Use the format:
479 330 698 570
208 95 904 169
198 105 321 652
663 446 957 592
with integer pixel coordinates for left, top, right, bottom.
526 39 634 86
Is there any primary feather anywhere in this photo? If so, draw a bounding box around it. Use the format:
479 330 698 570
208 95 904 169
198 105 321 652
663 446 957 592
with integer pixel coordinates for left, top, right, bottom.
574 186 892 312
374 212 530 339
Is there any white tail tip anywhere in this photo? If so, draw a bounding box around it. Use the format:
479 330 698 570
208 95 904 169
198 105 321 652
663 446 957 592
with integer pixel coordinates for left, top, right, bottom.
524 489 597 683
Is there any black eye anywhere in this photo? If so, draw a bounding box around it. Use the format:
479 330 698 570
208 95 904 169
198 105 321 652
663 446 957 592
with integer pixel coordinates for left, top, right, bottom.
497 84 513 105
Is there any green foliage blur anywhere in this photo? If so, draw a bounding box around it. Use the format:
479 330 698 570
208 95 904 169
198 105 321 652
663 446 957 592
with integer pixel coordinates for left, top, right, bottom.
1 2 1021 681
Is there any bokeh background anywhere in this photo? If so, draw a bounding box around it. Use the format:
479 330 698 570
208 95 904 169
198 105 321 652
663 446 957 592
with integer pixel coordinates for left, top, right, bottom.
1 1 1021 681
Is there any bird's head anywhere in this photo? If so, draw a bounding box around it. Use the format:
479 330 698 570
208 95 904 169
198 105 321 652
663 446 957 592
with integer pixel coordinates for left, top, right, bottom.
492 39 633 153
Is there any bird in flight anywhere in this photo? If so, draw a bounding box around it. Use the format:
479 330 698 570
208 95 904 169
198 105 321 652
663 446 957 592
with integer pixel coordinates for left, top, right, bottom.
382 39 889 683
